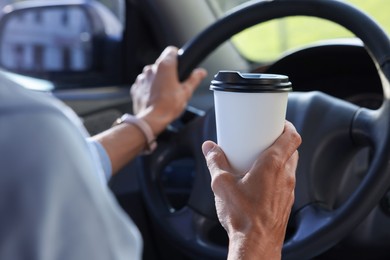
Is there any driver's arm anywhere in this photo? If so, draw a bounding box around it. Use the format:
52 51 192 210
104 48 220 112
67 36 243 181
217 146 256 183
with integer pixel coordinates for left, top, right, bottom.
92 46 207 175
202 121 301 259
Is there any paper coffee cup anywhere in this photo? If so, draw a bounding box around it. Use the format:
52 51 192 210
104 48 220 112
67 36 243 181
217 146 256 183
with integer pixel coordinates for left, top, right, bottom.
210 71 292 173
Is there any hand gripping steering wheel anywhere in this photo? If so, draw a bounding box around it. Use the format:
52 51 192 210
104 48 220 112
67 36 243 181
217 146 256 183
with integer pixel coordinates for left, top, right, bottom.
139 0 390 259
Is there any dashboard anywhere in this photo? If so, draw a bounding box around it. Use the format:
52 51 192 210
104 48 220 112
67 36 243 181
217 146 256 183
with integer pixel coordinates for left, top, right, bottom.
264 40 383 110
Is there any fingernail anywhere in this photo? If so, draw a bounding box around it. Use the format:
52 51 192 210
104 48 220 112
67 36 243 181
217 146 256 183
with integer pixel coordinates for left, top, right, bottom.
202 141 215 157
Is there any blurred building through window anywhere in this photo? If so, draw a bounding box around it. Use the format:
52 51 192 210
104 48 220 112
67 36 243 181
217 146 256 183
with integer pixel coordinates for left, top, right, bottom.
0 0 125 73
1 6 93 72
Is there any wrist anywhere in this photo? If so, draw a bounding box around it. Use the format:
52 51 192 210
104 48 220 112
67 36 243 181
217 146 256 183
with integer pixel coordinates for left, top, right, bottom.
136 107 175 136
228 231 282 260
113 113 157 154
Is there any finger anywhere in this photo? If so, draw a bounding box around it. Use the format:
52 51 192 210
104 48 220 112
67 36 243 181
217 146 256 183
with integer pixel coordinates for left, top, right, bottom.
202 141 236 194
244 122 300 184
156 46 178 65
152 47 180 84
142 65 152 74
264 121 302 164
285 150 299 176
130 80 140 99
283 150 299 190
279 151 299 210
202 141 231 176
182 68 207 99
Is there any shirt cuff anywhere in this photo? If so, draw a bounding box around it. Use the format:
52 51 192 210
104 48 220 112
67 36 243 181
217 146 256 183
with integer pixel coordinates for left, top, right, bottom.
87 139 112 182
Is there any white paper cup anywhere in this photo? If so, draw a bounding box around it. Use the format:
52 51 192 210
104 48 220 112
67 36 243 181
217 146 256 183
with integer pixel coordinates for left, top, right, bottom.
210 71 291 173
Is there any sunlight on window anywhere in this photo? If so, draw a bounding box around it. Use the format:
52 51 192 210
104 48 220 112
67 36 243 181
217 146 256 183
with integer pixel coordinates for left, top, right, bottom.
231 17 354 62
219 0 390 62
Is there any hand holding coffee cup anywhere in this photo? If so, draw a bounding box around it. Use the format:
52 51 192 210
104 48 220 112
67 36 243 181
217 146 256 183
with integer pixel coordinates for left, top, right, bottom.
210 71 292 173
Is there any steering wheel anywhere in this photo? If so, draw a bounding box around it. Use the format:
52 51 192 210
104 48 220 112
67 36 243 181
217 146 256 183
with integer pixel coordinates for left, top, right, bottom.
138 0 390 259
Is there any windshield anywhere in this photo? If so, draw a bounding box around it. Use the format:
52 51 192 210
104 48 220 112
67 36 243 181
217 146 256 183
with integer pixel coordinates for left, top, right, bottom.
208 0 390 62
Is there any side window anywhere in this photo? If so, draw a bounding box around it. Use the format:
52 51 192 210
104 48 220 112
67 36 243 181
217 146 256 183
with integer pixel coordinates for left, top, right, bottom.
95 0 125 24
2 0 125 22
2 7 93 72
0 0 126 89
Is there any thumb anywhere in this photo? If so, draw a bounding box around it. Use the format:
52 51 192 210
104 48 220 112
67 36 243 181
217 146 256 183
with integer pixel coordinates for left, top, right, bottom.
202 141 230 176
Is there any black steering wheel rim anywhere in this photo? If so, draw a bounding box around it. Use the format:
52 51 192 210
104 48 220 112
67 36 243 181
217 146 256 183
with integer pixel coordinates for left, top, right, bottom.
178 0 390 82
139 0 390 259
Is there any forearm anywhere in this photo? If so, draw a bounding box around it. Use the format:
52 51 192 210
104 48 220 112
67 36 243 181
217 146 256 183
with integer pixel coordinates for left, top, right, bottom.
92 122 147 175
92 111 171 176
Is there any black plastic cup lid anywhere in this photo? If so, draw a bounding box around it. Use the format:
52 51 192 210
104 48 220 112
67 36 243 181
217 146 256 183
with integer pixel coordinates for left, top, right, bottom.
210 70 292 93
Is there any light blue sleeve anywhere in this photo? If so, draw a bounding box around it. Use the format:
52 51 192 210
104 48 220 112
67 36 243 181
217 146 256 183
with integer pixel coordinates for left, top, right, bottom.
0 75 142 260
0 106 142 260
87 139 113 182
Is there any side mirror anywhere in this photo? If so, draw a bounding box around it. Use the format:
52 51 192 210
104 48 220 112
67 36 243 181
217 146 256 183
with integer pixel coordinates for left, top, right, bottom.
0 1 124 88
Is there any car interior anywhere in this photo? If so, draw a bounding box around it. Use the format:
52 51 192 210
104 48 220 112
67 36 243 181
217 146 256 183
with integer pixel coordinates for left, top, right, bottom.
1 0 390 259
